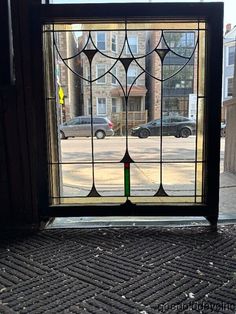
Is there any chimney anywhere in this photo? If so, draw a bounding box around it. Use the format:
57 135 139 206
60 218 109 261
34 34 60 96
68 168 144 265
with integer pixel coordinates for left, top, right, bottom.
225 23 232 34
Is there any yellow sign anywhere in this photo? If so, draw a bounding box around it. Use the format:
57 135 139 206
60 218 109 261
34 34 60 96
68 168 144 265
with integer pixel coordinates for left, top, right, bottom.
58 86 64 104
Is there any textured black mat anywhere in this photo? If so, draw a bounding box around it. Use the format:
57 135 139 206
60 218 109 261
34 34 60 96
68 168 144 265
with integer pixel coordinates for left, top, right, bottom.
0 225 236 313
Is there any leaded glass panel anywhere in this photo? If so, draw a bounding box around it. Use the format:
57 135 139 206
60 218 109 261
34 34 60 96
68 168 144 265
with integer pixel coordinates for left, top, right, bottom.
44 20 207 206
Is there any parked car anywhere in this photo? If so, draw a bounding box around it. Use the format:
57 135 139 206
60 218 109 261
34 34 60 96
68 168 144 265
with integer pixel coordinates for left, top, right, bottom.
221 122 226 137
131 116 196 138
60 116 114 139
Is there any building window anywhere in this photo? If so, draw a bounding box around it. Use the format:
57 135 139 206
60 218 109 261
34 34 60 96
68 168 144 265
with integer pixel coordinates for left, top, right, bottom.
87 98 91 115
126 36 138 54
163 64 194 95
165 32 195 57
111 33 117 52
96 32 106 51
97 98 107 115
112 98 118 113
126 96 141 111
166 32 195 47
127 67 137 85
226 77 233 97
163 96 189 117
111 67 117 85
228 46 235 66
96 64 106 84
187 33 195 46
181 32 195 47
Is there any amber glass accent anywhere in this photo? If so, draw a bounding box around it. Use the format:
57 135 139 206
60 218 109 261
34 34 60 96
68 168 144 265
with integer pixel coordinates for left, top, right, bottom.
198 30 206 96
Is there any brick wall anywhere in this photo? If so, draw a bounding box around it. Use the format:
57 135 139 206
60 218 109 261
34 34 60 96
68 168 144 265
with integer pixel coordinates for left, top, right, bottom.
146 31 162 120
80 30 146 118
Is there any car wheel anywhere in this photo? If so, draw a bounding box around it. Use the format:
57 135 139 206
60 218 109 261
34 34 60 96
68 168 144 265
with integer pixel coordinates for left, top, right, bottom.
60 131 67 140
180 127 191 138
138 129 150 138
95 130 105 139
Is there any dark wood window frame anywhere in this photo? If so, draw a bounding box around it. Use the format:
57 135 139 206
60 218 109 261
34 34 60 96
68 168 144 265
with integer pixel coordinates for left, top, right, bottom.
27 2 223 225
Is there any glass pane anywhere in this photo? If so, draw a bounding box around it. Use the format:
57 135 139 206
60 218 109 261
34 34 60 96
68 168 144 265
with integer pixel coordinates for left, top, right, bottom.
128 136 160 162
163 136 196 161
128 196 195 204
197 98 205 162
59 196 126 204
130 163 159 196
47 19 200 31
60 137 92 163
162 163 195 196
61 164 93 197
94 164 124 196
196 162 203 201
198 30 206 96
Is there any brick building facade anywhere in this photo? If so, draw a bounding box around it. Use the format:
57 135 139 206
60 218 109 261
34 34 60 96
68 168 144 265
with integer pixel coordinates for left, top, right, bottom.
78 30 147 125
55 25 80 122
146 31 197 120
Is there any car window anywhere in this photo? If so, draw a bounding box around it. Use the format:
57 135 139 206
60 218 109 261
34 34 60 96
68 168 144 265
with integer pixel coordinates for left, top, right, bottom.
80 117 91 124
148 119 159 125
171 116 191 122
162 117 171 123
94 117 105 124
181 117 190 121
171 116 183 122
67 118 80 125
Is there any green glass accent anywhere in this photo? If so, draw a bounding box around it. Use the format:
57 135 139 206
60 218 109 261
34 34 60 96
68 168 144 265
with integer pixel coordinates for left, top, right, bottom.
124 164 130 197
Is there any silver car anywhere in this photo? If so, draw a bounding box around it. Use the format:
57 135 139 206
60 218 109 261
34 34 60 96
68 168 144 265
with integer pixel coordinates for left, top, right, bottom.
60 116 114 139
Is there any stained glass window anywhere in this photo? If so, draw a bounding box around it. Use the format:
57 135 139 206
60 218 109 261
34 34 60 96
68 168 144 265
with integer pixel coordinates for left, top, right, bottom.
43 20 209 206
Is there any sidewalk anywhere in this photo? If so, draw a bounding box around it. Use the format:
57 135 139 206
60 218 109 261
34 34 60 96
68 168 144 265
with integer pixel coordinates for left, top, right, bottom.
220 171 236 216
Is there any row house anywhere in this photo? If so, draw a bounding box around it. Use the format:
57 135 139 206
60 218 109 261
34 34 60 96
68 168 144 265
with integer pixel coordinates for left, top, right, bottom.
55 25 80 122
57 28 197 127
222 24 236 121
78 30 147 132
146 31 197 120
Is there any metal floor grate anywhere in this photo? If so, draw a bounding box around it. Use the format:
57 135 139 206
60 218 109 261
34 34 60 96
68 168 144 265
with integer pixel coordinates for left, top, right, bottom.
0 226 236 313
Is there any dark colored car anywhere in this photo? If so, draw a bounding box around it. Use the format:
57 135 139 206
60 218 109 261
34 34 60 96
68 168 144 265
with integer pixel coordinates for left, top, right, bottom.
60 116 114 139
131 116 196 138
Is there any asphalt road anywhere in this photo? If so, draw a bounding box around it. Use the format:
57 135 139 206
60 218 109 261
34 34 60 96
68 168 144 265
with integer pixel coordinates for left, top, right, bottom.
61 135 220 162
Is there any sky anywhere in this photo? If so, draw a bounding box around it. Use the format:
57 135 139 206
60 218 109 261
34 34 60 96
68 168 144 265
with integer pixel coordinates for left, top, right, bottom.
50 0 236 27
